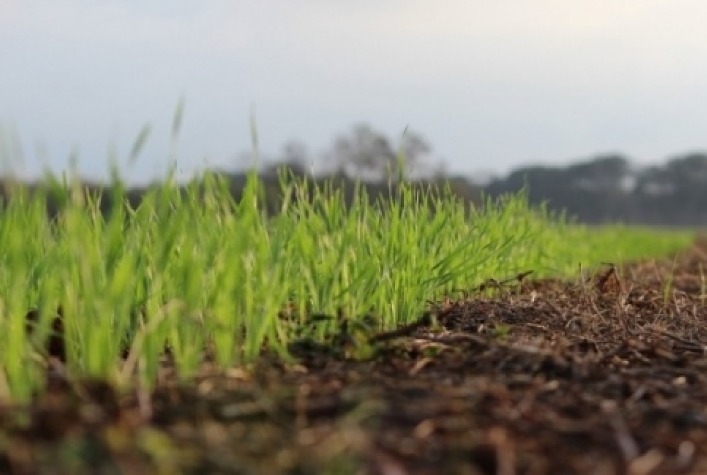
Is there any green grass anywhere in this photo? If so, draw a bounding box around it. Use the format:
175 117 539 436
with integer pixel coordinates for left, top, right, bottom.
0 169 694 402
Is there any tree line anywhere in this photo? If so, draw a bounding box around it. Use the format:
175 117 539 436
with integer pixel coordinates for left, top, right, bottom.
2 124 707 225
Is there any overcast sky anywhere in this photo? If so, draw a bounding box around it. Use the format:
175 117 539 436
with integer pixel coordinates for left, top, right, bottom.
3 1 707 184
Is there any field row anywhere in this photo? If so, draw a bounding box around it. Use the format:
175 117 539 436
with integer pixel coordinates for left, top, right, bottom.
0 171 694 401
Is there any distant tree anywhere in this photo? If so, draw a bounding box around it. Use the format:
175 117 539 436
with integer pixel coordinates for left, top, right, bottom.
634 165 672 195
565 155 631 192
262 140 310 177
635 154 707 196
328 124 434 181
279 140 311 176
665 153 707 185
281 141 308 168
398 128 431 175
486 155 635 223
661 153 707 220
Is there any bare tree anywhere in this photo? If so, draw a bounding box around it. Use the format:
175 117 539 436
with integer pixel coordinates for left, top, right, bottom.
261 140 310 177
329 124 434 181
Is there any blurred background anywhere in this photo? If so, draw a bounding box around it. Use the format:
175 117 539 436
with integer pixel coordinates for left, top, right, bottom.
2 1 707 224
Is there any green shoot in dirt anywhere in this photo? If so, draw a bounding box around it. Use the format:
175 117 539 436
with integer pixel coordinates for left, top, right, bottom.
0 164 695 403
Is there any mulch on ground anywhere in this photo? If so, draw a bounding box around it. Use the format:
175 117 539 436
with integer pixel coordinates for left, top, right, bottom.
2 237 707 474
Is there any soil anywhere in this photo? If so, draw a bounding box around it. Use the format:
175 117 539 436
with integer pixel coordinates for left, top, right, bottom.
2 237 707 474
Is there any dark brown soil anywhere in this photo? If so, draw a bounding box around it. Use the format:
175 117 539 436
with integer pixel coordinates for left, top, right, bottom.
2 237 707 474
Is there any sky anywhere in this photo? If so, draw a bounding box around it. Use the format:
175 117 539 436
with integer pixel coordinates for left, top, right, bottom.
3 1 707 184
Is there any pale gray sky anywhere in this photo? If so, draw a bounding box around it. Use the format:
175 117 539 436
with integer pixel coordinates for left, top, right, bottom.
3 1 707 184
